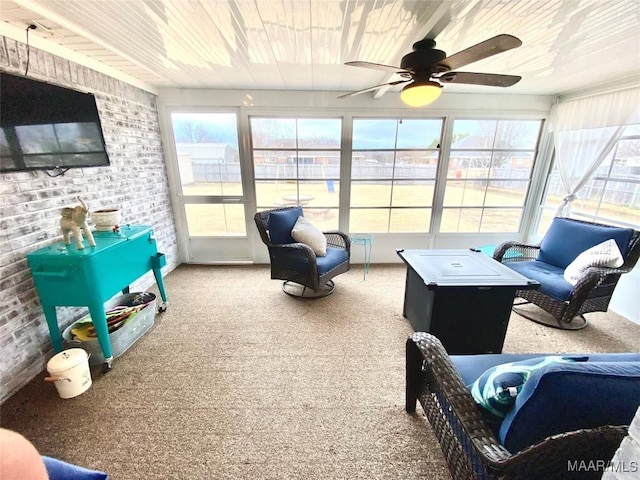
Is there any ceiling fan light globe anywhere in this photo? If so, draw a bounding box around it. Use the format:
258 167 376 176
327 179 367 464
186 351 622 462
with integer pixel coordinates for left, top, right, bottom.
400 81 442 107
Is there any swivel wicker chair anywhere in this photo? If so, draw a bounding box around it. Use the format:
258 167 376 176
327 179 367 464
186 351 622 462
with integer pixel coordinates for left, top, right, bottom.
254 206 350 298
494 217 640 330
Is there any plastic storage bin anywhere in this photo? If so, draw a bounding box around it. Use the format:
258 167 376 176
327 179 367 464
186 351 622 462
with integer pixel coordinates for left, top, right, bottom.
63 292 156 365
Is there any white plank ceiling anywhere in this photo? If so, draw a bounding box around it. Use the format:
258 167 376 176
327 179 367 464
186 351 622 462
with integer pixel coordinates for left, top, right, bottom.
1 0 639 97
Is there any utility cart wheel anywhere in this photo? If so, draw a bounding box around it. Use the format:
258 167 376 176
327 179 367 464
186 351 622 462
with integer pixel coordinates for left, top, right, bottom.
101 357 113 373
158 302 168 313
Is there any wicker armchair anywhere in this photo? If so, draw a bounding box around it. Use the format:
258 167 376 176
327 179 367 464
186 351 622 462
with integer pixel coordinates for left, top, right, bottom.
494 217 640 330
406 332 629 480
254 206 350 297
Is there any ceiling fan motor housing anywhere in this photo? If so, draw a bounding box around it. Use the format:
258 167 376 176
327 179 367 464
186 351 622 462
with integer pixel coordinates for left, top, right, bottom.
400 48 448 74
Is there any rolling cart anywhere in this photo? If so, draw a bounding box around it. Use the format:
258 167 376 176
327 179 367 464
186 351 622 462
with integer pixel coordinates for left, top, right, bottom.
27 225 168 372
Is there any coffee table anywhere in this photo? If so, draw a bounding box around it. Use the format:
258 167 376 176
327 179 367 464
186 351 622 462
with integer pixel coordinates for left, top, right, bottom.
397 249 538 354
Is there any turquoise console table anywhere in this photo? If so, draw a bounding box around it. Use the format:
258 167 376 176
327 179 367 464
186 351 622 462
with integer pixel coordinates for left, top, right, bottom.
26 225 168 372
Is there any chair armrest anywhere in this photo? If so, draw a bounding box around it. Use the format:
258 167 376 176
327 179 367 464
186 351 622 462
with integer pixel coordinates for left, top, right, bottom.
494 241 540 262
268 242 317 262
323 231 351 252
569 263 634 304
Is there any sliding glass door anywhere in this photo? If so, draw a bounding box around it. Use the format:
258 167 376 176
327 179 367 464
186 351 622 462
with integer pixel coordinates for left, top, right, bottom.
169 112 250 262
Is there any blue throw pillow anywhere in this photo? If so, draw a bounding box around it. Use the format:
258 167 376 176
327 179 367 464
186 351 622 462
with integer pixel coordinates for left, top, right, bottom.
468 355 587 420
267 207 303 244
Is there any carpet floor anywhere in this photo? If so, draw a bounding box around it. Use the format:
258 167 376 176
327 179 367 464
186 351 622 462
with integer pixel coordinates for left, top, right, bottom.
2 264 639 479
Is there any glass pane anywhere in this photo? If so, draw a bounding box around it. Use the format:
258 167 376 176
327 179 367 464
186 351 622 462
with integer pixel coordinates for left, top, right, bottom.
396 119 442 149
303 208 338 230
489 152 534 179
172 113 238 144
350 181 392 207
253 150 296 179
479 209 522 232
448 151 492 178
255 180 339 208
536 209 556 236
484 180 528 206
390 208 431 232
351 152 395 178
391 180 435 207
443 180 487 207
494 120 542 149
394 152 439 178
452 120 497 149
440 208 482 233
352 119 398 149
172 113 242 196
349 208 390 233
250 118 296 148
185 204 246 236
299 180 339 208
297 118 341 148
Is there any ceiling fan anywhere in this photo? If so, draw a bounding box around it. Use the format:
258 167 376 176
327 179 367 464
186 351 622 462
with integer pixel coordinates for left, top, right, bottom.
339 34 523 107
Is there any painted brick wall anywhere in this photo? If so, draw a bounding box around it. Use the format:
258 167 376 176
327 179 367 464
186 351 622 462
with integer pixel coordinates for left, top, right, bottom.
0 36 179 403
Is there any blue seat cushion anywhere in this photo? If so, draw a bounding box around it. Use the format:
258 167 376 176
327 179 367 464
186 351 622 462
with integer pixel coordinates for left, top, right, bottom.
268 207 303 244
316 247 349 275
537 217 635 269
506 260 573 300
498 361 640 452
43 456 108 480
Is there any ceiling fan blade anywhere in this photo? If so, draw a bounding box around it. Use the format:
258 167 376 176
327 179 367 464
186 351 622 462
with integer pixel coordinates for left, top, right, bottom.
338 80 410 99
345 61 410 74
441 34 522 71
436 71 521 87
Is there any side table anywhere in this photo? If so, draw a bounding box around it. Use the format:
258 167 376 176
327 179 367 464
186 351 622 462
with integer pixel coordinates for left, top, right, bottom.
350 233 373 279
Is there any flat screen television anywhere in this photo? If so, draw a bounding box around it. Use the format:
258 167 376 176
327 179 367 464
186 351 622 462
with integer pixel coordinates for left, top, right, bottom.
0 72 110 173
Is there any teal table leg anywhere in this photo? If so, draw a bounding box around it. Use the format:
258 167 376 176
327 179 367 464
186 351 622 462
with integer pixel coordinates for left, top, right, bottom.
363 237 373 279
43 305 63 352
87 299 112 369
153 267 168 304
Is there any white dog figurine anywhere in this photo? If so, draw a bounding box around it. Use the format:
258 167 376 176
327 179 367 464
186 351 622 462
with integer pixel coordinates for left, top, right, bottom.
60 197 96 249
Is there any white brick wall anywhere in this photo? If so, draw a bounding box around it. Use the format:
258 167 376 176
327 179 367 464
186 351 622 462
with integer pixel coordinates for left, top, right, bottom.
0 35 179 403
602 406 640 480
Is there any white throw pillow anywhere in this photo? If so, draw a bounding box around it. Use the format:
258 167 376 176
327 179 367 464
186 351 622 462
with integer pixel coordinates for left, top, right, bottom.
291 216 327 256
563 239 624 285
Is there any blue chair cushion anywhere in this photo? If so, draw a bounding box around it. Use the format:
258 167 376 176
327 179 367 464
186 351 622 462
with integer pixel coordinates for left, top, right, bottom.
506 260 574 300
537 217 635 269
499 361 640 452
43 456 108 480
268 207 303 244
316 247 349 275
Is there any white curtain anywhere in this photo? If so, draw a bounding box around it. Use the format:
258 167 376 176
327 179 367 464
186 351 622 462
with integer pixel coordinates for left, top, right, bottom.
547 88 640 217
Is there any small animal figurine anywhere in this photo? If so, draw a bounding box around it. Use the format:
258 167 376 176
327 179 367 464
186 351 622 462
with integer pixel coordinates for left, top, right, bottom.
60 196 96 249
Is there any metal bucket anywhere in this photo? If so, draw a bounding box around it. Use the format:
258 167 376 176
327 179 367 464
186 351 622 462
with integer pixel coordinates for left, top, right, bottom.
45 348 92 399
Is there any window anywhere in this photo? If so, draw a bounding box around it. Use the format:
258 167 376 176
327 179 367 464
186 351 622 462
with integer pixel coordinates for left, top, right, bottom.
251 117 341 230
170 112 245 236
441 119 542 233
539 124 640 234
350 118 442 233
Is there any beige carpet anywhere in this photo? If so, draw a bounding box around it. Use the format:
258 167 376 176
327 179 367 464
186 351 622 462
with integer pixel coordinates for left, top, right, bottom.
2 264 639 480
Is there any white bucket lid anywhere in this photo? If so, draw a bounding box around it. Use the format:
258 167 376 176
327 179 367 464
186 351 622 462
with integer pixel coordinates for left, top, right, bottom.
47 348 89 373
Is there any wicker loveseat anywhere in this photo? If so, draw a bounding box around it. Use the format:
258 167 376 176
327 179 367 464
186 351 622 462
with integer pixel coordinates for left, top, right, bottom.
406 332 640 480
